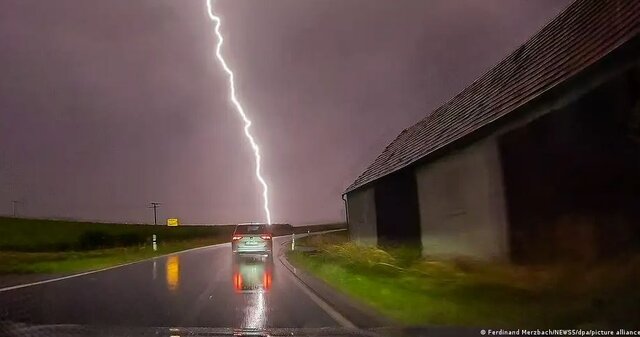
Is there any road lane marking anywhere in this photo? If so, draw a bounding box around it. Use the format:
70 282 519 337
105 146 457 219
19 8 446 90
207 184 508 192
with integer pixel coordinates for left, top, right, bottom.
0 242 230 293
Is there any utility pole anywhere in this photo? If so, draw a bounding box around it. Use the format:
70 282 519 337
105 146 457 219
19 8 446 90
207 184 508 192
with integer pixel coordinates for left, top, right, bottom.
11 200 19 217
148 202 161 225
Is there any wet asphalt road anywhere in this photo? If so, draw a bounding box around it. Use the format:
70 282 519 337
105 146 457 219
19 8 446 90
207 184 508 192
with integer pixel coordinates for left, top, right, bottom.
0 236 340 329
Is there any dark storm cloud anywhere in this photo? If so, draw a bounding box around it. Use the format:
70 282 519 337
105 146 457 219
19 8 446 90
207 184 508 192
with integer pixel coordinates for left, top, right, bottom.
0 0 570 224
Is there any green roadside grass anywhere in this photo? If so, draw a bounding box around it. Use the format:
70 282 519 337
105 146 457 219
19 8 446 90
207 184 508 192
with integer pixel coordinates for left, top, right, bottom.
287 233 640 329
0 237 226 274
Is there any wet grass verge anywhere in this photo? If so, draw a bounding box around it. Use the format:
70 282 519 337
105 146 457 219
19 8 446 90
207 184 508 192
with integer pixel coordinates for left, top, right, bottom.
287 233 640 329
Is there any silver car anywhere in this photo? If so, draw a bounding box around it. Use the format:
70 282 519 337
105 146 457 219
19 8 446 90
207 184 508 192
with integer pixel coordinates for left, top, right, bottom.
231 223 272 255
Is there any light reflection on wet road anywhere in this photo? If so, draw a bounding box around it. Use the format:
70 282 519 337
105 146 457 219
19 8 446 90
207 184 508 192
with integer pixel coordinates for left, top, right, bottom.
0 237 339 328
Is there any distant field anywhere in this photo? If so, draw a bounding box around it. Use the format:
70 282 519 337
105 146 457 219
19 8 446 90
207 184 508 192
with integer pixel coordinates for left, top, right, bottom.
0 217 344 252
0 217 235 252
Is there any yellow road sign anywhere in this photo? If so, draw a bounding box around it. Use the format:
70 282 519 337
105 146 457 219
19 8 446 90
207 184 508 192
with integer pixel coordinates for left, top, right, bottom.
167 218 179 227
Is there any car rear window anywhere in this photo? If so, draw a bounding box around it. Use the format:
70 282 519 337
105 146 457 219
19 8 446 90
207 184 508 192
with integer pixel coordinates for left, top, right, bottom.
234 224 269 235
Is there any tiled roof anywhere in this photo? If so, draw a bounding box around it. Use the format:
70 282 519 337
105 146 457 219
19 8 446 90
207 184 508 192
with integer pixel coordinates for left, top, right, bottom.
345 0 640 194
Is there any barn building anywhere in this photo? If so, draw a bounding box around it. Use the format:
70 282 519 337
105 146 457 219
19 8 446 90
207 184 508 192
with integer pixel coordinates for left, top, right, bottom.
344 0 640 263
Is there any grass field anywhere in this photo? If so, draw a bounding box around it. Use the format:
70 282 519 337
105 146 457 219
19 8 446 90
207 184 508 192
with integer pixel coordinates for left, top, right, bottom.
288 232 640 329
0 217 235 252
0 217 345 252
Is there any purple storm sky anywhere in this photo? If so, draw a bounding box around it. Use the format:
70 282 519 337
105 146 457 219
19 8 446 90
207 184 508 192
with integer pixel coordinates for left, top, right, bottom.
0 0 570 224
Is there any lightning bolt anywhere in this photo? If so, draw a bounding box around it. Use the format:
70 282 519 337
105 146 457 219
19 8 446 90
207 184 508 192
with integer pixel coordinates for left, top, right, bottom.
205 0 272 225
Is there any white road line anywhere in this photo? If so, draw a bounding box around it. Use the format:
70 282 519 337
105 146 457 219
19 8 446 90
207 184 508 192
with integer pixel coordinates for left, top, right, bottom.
0 242 229 293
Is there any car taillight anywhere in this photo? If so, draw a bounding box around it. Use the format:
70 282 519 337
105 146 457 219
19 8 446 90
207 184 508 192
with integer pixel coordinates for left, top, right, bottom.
260 234 271 240
232 235 242 240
